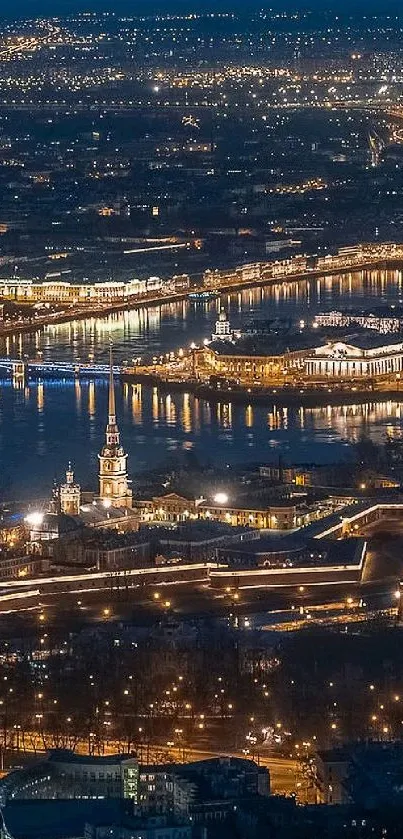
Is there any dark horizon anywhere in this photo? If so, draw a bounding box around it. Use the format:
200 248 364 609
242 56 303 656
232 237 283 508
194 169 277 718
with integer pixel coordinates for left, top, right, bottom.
2 0 403 19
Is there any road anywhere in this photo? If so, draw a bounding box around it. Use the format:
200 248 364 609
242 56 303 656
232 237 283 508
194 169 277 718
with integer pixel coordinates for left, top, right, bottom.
5 730 297 796
0 23 61 61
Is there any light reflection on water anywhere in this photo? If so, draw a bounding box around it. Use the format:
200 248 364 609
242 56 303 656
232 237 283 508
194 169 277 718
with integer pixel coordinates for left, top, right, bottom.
2 268 403 365
1 269 403 497
1 376 403 499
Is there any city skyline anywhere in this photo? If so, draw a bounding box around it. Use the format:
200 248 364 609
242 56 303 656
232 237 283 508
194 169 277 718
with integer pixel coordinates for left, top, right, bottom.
0 6 403 836
2 1 403 17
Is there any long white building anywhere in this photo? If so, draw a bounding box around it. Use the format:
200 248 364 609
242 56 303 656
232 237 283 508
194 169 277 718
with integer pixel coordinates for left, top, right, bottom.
304 337 403 378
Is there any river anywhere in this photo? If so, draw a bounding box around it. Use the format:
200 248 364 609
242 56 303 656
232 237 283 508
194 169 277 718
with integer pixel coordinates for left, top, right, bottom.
1 268 403 499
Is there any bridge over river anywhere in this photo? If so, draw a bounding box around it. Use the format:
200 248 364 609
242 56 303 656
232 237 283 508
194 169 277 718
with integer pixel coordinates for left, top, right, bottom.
0 358 121 379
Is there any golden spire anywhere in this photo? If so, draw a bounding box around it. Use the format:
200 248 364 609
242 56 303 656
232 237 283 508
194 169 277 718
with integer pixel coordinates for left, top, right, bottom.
108 341 116 421
104 341 120 447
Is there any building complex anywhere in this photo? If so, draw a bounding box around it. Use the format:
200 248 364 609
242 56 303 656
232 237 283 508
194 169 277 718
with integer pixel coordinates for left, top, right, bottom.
194 334 403 385
0 242 402 307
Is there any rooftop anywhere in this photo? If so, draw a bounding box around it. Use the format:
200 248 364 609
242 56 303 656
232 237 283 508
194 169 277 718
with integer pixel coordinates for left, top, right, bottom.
209 333 322 357
77 502 139 528
217 535 364 568
318 742 403 766
147 520 254 541
199 498 297 511
208 329 403 358
48 749 136 766
83 529 149 549
339 332 403 350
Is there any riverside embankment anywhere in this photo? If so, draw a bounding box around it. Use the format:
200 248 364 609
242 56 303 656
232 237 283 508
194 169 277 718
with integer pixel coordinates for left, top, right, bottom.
0 253 399 339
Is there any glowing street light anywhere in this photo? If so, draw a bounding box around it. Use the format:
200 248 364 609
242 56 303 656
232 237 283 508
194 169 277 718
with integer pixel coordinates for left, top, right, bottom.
213 492 229 505
25 512 44 526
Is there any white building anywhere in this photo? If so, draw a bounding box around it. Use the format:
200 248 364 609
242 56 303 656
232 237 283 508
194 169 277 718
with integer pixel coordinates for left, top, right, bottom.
304 338 403 378
146 276 163 292
212 309 232 342
47 750 139 800
126 278 147 297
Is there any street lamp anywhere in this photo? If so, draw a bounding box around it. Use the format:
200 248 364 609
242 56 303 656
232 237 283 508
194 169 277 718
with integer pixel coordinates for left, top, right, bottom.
213 492 228 505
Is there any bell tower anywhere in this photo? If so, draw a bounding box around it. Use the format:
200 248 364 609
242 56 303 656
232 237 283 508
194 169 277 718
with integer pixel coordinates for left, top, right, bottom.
98 345 132 509
212 309 232 342
60 462 81 517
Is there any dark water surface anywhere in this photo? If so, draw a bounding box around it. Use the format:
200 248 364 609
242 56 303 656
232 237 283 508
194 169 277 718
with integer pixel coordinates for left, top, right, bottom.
2 268 403 499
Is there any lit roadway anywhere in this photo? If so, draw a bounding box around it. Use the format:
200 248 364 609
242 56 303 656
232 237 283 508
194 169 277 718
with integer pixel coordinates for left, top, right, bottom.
5 731 297 797
0 574 397 642
392 128 403 145
0 24 61 61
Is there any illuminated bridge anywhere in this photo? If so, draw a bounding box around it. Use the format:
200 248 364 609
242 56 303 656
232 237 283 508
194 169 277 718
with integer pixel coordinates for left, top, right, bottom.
0 358 121 379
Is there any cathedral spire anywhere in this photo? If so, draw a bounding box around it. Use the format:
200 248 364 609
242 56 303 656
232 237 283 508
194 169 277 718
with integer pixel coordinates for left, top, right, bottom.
98 343 132 509
108 341 116 422
66 461 74 485
105 343 119 446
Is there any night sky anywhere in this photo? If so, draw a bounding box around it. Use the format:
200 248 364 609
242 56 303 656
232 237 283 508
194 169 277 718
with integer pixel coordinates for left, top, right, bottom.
1 0 402 19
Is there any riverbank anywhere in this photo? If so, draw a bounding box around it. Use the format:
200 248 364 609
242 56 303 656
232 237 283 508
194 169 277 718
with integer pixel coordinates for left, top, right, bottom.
0 255 399 340
123 371 403 408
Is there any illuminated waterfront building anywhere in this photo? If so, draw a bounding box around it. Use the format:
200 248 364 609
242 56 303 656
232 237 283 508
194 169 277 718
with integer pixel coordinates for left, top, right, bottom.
98 348 132 510
199 499 298 530
59 463 81 517
314 311 402 333
1 242 403 307
195 344 303 383
305 337 403 378
0 277 154 304
195 335 403 383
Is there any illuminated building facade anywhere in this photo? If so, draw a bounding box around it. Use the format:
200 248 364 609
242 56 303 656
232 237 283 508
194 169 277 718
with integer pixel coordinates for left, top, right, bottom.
199 500 297 530
134 493 198 523
1 242 403 307
195 345 303 383
98 349 132 509
212 309 233 342
195 337 403 383
59 463 81 517
0 554 50 580
46 751 139 800
314 311 402 333
133 493 324 531
304 339 403 378
0 277 159 304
